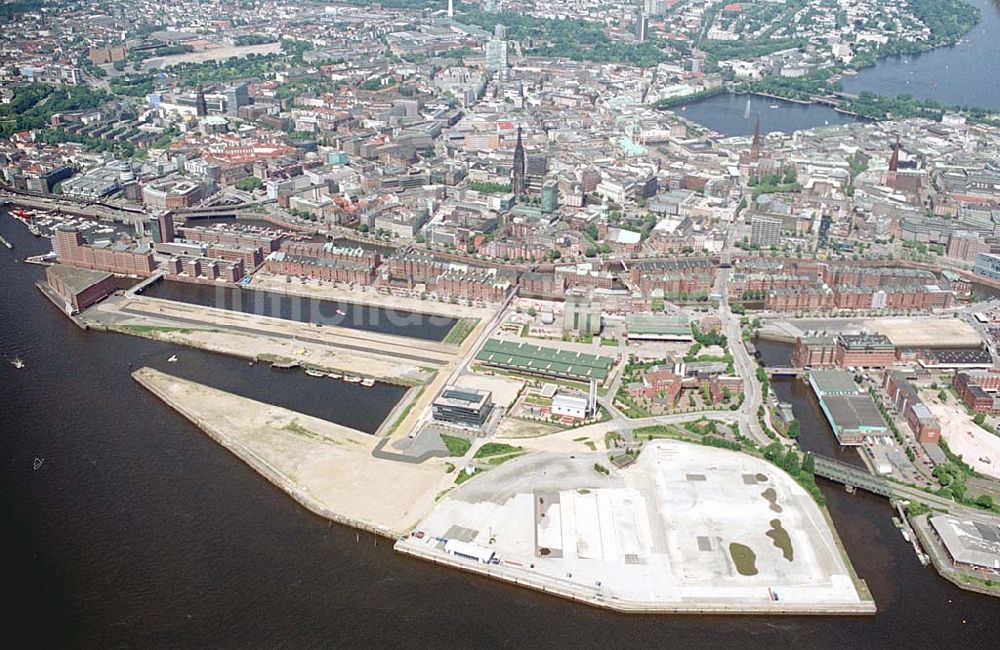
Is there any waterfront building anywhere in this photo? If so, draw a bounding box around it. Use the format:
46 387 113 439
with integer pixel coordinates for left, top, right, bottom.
929 515 1000 573
53 226 155 277
44 264 116 315
432 386 494 428
792 334 837 368
809 370 887 446
835 334 895 368
142 179 206 210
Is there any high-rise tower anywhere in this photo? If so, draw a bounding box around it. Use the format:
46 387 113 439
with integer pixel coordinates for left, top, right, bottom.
195 85 208 117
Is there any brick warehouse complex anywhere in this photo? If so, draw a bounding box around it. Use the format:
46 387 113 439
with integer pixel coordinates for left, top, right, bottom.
954 371 1000 415
793 333 896 369
883 371 942 444
53 226 155 276
835 334 896 368
44 264 117 314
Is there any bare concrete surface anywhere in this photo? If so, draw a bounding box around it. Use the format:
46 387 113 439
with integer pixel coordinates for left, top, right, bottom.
134 368 454 536
399 440 873 614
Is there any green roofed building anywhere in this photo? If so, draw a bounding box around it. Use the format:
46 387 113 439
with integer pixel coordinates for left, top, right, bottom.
808 369 862 397
625 314 693 342
475 339 615 383
808 369 885 445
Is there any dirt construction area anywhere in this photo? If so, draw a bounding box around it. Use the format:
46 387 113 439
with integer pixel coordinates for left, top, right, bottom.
402 440 867 611
921 393 1000 479
865 317 981 348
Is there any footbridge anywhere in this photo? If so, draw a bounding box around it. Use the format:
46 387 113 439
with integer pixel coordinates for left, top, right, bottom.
813 456 896 498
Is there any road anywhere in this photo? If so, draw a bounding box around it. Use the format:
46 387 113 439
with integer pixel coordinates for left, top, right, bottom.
716 265 772 447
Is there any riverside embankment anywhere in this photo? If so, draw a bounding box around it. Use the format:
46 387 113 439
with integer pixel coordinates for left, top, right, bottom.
132 367 454 538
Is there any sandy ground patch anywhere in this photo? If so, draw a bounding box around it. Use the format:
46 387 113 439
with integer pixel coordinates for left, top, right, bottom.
922 394 1000 479
135 368 454 535
141 42 281 70
865 317 981 348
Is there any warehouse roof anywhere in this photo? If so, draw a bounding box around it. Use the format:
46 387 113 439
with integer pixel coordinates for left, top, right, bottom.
821 394 887 433
809 369 861 396
476 339 614 382
930 515 1000 570
45 263 113 293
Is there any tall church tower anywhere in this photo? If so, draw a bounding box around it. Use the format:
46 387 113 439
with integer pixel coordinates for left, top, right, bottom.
749 116 762 162
512 126 526 197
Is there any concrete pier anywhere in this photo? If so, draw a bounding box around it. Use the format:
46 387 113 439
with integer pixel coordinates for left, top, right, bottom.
133 368 456 537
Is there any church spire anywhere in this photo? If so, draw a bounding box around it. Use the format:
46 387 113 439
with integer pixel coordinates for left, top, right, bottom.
512 125 525 197
749 116 761 162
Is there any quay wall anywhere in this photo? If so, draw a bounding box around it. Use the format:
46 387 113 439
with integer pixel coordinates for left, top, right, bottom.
395 541 877 616
132 368 400 540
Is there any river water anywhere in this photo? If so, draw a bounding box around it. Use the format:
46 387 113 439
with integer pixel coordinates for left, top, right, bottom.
2 213 999 647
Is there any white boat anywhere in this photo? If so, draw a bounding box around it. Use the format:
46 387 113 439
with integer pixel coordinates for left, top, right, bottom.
305 368 326 377
769 104 779 109
361 378 375 387
167 354 178 363
336 309 347 316
344 375 362 383
325 372 342 379
12 357 25 369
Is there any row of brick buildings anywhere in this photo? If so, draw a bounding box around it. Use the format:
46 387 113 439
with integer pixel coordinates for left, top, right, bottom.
53 226 156 276
954 371 1000 415
765 284 954 312
883 371 942 444
793 333 897 369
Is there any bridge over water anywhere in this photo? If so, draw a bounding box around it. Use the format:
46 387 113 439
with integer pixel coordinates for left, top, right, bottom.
812 456 896 498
